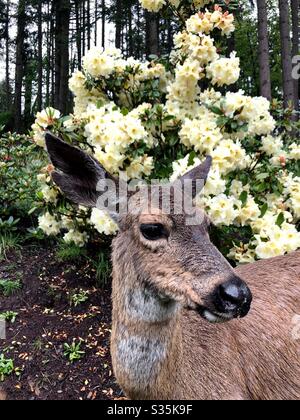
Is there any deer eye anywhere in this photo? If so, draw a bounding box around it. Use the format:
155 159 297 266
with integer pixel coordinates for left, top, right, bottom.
140 224 169 241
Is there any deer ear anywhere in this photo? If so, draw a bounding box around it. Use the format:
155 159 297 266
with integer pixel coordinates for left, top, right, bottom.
179 156 212 198
45 132 115 208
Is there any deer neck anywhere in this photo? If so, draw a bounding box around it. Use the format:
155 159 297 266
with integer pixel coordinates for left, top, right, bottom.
111 253 183 399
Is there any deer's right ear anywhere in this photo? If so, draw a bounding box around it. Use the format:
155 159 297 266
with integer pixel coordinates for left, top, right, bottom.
45 133 114 208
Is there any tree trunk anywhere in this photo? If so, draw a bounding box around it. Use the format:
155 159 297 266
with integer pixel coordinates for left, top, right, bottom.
95 0 98 46
14 0 26 132
145 11 159 57
24 63 33 126
279 0 294 108
46 1 51 106
5 0 10 110
50 3 55 106
257 0 272 101
82 0 86 56
291 0 299 115
87 0 91 50
167 18 173 55
58 0 71 114
75 0 82 68
115 0 122 49
102 0 105 49
54 0 61 109
37 0 43 111
128 3 133 56
137 3 141 59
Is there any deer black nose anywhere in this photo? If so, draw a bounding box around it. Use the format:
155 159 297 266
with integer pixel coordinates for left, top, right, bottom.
213 277 252 318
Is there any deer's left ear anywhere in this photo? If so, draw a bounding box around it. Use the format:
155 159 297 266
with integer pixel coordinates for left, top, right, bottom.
179 156 212 198
45 132 116 208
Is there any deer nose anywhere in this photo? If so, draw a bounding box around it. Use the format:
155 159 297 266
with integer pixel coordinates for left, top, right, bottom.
213 277 252 318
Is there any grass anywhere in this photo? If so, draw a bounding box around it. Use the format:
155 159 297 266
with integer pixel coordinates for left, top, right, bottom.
56 242 87 263
57 243 111 287
0 233 21 261
0 279 22 297
93 251 111 287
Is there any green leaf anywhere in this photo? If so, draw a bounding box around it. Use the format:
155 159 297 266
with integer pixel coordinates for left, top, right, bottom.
59 116 72 124
188 151 197 167
164 115 176 122
121 107 129 116
253 182 268 193
239 191 248 207
28 207 38 216
231 121 238 130
209 106 223 115
216 116 229 127
276 212 284 227
260 203 268 217
256 173 269 181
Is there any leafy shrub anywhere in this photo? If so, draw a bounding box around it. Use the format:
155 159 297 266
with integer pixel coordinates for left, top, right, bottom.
0 130 46 228
31 1 300 264
0 112 13 131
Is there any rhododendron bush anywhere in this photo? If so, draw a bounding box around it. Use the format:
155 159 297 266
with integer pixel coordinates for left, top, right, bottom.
32 0 300 263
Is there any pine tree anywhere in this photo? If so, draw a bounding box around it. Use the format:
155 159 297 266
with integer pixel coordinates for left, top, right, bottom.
257 0 272 100
291 0 299 115
279 0 294 108
14 0 27 131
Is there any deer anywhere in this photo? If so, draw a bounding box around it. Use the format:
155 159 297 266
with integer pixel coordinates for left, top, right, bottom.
46 133 300 400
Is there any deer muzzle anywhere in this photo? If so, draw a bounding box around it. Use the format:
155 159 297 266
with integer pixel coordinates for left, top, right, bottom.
196 276 252 324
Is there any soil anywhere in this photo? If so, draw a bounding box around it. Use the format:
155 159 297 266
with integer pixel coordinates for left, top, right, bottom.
0 244 124 400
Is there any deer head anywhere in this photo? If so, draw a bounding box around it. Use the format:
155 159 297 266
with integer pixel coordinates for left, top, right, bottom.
46 133 252 324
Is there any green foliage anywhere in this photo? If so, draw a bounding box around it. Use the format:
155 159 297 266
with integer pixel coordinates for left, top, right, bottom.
0 232 21 261
0 131 46 227
0 216 20 233
56 242 87 263
0 112 13 131
92 251 112 287
0 311 18 323
63 340 85 363
70 290 89 307
0 354 14 382
0 279 22 297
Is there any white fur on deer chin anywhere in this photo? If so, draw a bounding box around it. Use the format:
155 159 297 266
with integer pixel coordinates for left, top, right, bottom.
125 286 180 323
116 332 167 387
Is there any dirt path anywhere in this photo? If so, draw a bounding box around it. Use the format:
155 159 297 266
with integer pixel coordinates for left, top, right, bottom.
0 245 123 400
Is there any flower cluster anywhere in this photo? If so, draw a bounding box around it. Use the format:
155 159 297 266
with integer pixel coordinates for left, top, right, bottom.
32 0 300 263
166 6 239 119
206 53 240 86
140 0 213 13
186 6 235 36
84 103 154 176
140 0 166 12
32 107 61 148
